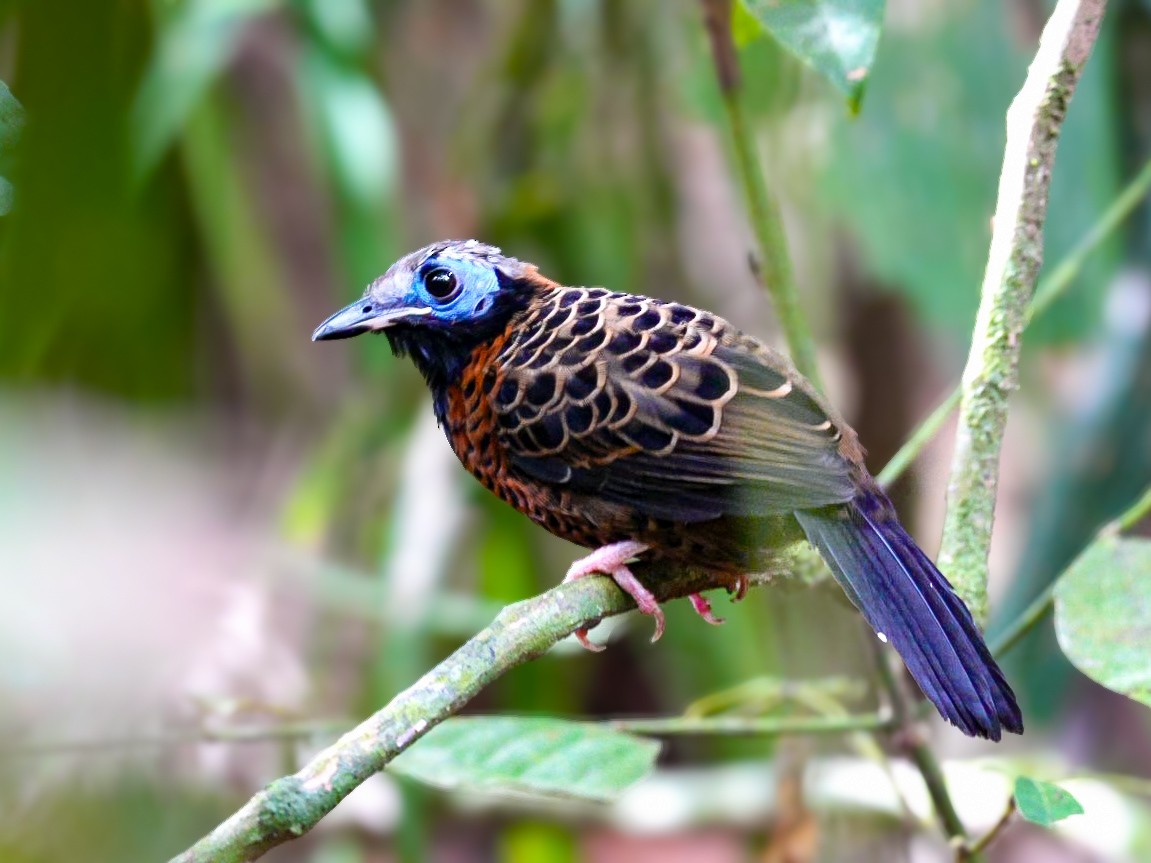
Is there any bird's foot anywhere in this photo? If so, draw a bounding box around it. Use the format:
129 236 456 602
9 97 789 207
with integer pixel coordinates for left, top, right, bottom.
688 592 725 625
563 541 659 650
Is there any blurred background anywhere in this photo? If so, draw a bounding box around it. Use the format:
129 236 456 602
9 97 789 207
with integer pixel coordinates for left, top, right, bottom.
2 0 1151 860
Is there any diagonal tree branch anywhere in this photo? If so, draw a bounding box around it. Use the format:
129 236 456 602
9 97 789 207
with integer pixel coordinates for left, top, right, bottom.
168 562 794 863
937 0 1107 626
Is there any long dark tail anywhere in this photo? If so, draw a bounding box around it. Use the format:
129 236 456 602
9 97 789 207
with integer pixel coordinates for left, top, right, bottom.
795 488 1023 740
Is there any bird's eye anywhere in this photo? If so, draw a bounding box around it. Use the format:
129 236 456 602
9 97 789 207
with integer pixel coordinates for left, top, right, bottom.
424 267 459 301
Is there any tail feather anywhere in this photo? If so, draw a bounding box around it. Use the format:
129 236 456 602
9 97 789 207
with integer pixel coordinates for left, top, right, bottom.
796 489 1023 740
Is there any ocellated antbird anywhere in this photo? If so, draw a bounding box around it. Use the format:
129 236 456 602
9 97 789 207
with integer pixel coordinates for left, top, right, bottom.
313 240 1023 740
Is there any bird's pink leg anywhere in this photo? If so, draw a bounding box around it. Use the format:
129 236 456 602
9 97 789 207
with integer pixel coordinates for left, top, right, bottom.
563 541 659 650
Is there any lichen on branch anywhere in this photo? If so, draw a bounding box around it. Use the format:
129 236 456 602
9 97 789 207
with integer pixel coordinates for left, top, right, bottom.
938 0 1107 626
168 562 787 863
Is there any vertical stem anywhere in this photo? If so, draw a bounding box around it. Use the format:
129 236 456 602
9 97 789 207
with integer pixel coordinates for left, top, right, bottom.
937 0 1107 625
700 0 823 389
989 583 1056 657
910 743 973 857
877 388 961 488
871 642 970 848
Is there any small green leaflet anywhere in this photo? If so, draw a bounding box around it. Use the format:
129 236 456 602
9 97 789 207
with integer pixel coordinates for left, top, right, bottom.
389 716 660 802
1014 776 1084 826
739 0 885 112
1054 536 1151 708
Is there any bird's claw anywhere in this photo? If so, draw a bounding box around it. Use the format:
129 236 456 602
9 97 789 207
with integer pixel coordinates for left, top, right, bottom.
689 592 725 626
564 541 660 649
574 625 607 652
564 543 743 647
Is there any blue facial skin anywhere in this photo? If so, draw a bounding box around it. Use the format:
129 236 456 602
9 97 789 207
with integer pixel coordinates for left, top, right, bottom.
378 253 506 331
313 241 533 419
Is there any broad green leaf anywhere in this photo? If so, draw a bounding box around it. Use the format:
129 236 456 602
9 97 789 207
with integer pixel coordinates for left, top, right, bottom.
389 717 660 802
1054 536 1151 708
0 176 12 215
740 0 885 111
822 0 1118 342
0 80 25 155
1014 776 1084 826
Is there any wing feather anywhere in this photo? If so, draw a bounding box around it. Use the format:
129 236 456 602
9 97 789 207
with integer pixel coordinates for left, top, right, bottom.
492 288 857 522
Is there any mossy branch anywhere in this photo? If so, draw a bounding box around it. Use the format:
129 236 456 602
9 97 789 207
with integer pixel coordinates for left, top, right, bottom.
168 562 795 863
937 0 1107 626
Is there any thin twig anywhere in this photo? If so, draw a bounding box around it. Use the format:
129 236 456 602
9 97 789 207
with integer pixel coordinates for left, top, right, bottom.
877 154 1151 489
911 740 972 856
7 711 890 758
699 0 823 389
878 389 962 488
937 0 1107 626
610 712 894 737
962 797 1016 860
989 583 1057 658
1029 157 1151 322
871 641 970 846
1115 484 1151 532
0 721 350 757
991 481 1151 656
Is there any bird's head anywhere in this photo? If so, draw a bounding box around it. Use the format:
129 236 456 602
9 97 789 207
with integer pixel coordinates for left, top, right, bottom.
312 239 541 389
312 239 535 342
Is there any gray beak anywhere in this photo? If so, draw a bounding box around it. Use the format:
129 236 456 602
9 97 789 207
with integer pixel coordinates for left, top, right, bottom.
312 298 426 341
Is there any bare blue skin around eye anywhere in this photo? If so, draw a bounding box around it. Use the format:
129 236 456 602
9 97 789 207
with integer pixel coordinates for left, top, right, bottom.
381 254 504 324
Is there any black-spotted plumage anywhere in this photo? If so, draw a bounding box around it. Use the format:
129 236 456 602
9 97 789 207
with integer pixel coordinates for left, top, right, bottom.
490 285 857 530
312 239 1023 741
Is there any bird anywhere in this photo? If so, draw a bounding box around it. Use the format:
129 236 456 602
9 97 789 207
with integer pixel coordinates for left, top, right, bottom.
313 239 1023 741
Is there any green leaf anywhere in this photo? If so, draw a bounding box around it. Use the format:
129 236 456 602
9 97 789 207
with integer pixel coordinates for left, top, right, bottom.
1054 536 1151 708
821 0 1119 342
1013 776 1084 826
739 0 885 111
389 717 660 802
0 175 12 215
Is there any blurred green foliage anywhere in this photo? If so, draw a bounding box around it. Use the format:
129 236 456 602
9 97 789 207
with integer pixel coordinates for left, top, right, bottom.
823 1 1120 347
0 79 23 213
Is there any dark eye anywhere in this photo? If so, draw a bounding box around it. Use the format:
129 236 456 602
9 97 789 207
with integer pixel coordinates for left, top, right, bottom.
424 267 459 301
